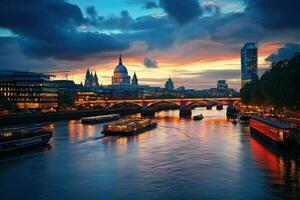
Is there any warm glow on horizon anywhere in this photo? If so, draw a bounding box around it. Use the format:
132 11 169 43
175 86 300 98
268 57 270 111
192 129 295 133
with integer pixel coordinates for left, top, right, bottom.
51 42 279 90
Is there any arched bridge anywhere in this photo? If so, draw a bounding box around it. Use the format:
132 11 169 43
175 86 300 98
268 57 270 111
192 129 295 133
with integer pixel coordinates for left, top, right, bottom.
76 97 241 116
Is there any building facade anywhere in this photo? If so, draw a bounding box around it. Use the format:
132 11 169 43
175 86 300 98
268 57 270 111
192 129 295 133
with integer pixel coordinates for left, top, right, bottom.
84 69 100 87
0 71 58 111
112 55 131 85
241 42 258 87
165 78 174 91
217 80 228 89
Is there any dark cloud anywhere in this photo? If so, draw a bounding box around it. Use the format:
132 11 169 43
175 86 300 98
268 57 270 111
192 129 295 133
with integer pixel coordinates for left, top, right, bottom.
144 1 158 9
159 0 203 24
266 43 300 62
86 6 98 20
0 37 58 70
0 0 128 61
143 57 158 68
86 9 134 30
245 0 300 29
203 5 221 16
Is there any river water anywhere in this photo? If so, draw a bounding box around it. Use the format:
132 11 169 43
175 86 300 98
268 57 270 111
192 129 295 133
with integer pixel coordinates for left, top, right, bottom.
1 108 300 200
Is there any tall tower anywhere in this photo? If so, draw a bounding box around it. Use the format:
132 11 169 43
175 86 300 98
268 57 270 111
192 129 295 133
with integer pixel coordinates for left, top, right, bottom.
93 72 100 87
241 42 258 87
84 68 92 87
132 72 138 86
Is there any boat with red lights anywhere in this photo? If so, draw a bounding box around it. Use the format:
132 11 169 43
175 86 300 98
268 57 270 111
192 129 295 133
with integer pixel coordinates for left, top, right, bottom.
249 115 293 148
0 124 53 153
102 118 157 136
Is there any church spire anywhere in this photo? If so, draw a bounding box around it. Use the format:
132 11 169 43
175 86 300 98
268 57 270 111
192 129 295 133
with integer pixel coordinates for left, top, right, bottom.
119 54 122 64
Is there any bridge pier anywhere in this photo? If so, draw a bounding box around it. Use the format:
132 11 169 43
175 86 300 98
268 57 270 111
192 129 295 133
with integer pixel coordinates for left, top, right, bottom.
180 101 192 117
179 108 192 117
141 108 155 117
216 104 223 110
206 105 212 110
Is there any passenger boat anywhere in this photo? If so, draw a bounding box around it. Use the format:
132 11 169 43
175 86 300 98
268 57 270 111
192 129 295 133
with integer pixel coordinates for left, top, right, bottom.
102 118 157 136
193 114 204 120
250 115 293 148
0 124 53 153
81 114 120 124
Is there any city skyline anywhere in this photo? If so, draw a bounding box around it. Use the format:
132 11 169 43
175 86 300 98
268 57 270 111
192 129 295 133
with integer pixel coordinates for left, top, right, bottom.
0 0 300 90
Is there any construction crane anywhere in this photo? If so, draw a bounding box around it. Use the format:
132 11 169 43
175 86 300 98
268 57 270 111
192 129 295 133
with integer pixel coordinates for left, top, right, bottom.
43 70 71 80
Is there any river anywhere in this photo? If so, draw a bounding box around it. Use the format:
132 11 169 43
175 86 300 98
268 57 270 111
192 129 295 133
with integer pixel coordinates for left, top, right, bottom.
1 108 300 200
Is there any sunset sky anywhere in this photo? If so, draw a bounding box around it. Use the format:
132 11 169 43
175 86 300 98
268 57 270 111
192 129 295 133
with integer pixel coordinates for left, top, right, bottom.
0 0 300 90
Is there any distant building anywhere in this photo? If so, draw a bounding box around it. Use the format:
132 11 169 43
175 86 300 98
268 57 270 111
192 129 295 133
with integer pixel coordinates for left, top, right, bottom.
217 80 228 89
77 91 98 102
0 71 58 111
132 72 138 86
84 69 100 87
112 54 131 85
241 42 258 87
52 80 81 90
165 78 174 91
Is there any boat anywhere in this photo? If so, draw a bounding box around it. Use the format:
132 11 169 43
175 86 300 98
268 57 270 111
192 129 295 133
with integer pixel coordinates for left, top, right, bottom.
0 124 53 153
250 115 294 148
193 114 204 120
81 114 120 124
102 118 157 136
238 112 254 124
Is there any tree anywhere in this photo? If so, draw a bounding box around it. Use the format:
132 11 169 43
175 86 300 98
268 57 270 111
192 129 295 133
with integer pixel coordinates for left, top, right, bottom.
240 53 300 110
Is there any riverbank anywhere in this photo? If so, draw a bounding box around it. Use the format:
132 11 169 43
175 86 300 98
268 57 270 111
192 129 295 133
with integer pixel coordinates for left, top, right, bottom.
0 109 140 127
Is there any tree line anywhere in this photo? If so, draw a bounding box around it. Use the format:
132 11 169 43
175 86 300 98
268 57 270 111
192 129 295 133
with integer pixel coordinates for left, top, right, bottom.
240 53 300 110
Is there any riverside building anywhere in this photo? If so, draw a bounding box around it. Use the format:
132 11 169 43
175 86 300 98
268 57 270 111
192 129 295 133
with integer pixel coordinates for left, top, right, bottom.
0 70 58 111
241 42 258 87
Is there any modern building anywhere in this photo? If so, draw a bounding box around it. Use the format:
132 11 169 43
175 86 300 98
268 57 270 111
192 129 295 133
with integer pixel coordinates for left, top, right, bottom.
111 54 131 85
217 80 228 89
241 42 258 87
77 91 98 102
0 71 58 111
165 78 174 91
84 69 100 87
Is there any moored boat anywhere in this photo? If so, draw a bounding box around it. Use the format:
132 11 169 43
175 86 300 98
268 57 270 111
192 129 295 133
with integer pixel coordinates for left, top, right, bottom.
0 124 53 153
250 115 294 148
238 112 255 124
193 114 204 120
81 114 120 124
102 118 157 136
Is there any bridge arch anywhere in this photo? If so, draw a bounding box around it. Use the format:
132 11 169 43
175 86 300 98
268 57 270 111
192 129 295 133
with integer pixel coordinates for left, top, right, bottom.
109 101 142 109
187 100 209 109
76 102 105 110
147 100 181 110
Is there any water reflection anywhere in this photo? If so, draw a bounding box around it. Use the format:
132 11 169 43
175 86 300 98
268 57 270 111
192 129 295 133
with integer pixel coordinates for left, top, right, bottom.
1 109 300 199
250 136 300 199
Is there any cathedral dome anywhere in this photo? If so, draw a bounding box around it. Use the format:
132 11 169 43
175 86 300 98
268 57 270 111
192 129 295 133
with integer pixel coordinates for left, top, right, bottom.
114 64 128 74
114 54 128 74
111 54 131 85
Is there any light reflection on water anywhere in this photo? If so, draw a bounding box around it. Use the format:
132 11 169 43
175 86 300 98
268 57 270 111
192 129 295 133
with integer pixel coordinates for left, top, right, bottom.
0 108 300 200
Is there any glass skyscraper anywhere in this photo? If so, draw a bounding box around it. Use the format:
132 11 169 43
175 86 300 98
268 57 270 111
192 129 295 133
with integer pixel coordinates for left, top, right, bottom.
241 42 258 87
